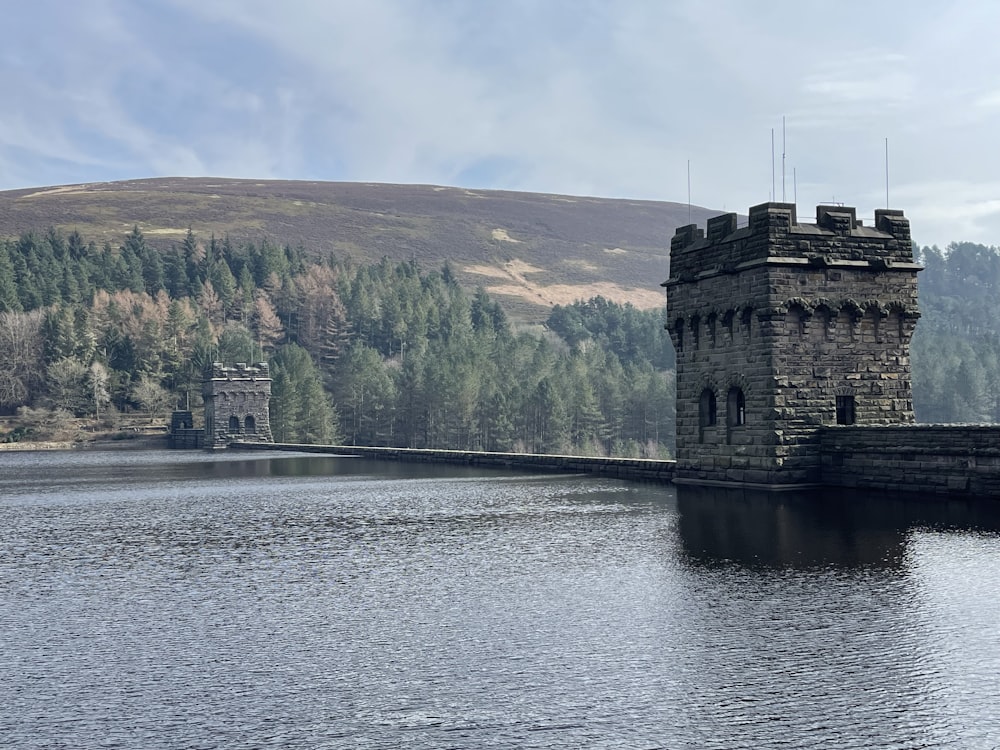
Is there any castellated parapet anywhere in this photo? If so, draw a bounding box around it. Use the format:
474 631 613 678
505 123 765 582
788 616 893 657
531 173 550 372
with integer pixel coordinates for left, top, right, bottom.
203 362 274 448
664 202 921 488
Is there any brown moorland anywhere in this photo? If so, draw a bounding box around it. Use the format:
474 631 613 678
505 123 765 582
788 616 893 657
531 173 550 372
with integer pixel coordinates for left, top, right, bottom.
0 177 721 322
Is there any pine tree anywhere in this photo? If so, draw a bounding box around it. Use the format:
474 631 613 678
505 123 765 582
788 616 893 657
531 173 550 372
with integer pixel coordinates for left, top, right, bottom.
217 324 256 365
270 343 339 444
41 306 78 363
209 260 238 316
115 239 145 293
0 243 21 312
163 245 190 298
182 228 206 291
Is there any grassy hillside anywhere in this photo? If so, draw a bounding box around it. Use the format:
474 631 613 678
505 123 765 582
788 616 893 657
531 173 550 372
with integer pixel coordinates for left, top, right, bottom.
0 177 718 321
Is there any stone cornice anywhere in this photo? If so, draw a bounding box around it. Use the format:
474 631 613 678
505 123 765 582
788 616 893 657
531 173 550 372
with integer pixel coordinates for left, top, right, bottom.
663 257 923 287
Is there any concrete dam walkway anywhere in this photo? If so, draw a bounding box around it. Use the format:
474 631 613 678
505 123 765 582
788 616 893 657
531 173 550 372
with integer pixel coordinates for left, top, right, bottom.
230 442 677 484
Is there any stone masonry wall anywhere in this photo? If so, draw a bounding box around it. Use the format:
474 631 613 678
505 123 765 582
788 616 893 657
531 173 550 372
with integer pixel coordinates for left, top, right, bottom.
821 425 1000 496
203 362 273 448
666 202 920 487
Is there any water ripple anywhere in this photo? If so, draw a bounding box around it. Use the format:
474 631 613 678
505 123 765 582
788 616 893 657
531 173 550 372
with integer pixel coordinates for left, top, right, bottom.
1 451 999 748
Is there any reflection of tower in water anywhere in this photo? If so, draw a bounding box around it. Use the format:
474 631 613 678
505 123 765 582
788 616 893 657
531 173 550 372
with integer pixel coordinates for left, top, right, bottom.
675 485 1000 569
668 484 1000 749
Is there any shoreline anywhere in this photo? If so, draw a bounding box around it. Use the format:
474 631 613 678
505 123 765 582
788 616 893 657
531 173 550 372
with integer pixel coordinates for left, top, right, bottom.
0 435 170 452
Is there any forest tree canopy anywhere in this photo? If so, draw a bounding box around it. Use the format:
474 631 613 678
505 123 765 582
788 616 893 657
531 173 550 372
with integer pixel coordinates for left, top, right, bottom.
0 227 674 455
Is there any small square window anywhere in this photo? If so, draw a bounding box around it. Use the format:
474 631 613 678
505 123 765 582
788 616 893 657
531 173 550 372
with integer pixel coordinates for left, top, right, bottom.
836 395 855 425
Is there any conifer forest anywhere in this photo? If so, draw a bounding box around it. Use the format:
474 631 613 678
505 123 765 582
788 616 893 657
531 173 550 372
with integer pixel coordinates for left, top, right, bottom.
0 227 674 454
0 225 995 452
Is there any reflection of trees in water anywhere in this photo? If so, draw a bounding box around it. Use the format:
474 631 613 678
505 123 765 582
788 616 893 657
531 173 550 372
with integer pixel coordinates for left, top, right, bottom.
676 485 1000 570
668 485 1000 748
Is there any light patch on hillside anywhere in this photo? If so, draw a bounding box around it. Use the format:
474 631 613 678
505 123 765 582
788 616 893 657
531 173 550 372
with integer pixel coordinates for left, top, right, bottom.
469 258 663 309
142 228 188 235
505 259 544 275
486 281 666 309
464 264 511 279
22 185 91 199
491 228 521 243
604 247 627 255
464 258 547 285
566 258 600 272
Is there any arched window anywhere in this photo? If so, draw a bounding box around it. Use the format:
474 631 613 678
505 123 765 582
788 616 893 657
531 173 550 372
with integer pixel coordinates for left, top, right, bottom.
889 309 904 341
722 310 735 340
228 415 240 432
787 306 806 337
245 415 257 434
727 387 746 427
813 306 833 342
699 389 717 427
699 388 717 443
741 307 753 338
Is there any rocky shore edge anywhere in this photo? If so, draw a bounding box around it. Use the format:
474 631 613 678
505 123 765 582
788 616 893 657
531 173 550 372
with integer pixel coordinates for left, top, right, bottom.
0 435 169 452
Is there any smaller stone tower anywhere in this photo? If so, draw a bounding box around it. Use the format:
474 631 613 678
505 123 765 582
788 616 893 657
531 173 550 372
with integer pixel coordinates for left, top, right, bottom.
203 362 274 448
664 203 921 487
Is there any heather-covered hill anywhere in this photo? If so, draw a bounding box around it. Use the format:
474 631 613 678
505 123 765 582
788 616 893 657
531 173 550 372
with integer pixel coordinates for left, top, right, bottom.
0 177 718 321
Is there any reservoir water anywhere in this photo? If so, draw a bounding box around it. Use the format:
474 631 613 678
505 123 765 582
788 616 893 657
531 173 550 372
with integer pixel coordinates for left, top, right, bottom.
1 449 999 749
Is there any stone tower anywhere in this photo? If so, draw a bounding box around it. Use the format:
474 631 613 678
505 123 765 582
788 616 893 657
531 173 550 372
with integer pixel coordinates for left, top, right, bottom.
664 203 920 487
203 362 274 448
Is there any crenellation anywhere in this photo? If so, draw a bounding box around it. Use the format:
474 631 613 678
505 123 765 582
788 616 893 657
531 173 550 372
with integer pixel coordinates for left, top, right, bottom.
671 223 704 252
665 202 921 487
816 205 857 234
203 361 274 448
706 212 738 241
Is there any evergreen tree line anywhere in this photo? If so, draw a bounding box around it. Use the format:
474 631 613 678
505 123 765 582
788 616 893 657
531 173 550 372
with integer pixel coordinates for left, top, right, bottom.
911 243 1000 423
0 227 674 455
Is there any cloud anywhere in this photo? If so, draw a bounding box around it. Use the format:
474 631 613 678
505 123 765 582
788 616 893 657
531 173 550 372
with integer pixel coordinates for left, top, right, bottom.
889 179 1000 249
801 57 913 109
974 90 1000 109
2 0 1000 248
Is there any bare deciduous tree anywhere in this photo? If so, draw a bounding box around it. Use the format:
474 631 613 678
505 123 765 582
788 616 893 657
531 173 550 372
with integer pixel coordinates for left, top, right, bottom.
0 310 45 409
131 375 172 423
45 357 91 416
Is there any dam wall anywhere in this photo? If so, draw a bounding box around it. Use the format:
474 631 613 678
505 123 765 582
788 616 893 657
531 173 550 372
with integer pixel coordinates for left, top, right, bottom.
229 442 677 483
820 425 1000 496
230 436 1000 498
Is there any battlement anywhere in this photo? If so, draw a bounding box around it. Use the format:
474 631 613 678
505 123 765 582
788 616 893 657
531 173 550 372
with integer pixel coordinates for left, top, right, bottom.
668 203 914 282
210 362 270 379
665 198 920 488
203 361 273 448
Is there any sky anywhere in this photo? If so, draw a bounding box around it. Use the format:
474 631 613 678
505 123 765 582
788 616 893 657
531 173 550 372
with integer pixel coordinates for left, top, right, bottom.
2 0 999 249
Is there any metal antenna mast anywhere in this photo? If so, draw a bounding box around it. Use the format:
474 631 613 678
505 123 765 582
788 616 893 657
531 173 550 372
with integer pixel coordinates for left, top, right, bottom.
884 137 890 208
782 116 786 202
687 159 691 223
771 129 775 202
